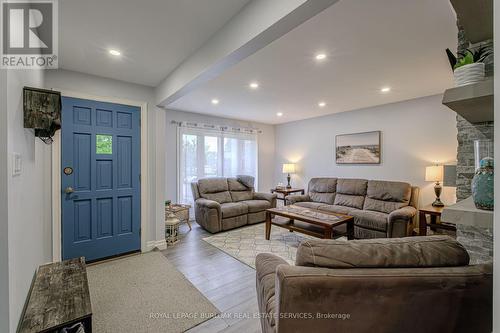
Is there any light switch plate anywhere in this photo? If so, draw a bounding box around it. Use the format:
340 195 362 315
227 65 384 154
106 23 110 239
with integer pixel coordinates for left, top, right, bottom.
12 153 22 176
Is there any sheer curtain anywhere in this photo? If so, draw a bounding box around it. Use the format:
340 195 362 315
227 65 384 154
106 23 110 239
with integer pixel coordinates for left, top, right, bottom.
178 126 258 208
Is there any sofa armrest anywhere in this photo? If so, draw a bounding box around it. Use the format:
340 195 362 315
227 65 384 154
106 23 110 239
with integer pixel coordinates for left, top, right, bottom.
286 194 310 205
194 198 222 233
387 206 417 238
196 198 221 209
254 192 278 207
256 253 289 333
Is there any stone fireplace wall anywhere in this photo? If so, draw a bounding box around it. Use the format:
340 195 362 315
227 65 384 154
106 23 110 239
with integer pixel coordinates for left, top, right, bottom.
455 24 494 200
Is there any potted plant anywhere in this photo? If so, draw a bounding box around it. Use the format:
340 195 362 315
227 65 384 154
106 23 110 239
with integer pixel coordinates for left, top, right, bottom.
446 46 492 86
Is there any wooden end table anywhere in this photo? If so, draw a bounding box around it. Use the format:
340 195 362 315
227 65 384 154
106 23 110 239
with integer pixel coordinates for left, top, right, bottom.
270 188 305 206
418 205 456 236
265 205 354 240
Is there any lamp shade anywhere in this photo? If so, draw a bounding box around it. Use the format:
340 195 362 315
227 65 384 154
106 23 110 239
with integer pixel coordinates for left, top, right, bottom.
282 163 296 174
425 165 444 182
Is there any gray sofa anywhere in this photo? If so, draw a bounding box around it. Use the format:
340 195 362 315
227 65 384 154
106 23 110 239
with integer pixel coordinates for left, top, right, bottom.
287 178 419 238
256 236 492 333
191 176 277 233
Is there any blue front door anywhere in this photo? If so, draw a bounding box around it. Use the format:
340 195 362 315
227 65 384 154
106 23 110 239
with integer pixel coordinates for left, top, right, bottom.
61 97 141 261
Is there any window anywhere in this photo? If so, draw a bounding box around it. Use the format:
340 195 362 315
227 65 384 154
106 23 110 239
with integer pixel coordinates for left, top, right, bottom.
178 127 258 207
96 134 112 154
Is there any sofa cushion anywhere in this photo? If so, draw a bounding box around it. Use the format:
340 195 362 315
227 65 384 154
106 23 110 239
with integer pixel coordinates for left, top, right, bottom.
227 178 254 202
294 202 325 210
240 199 271 213
221 215 247 230
200 191 232 204
363 197 408 214
334 179 367 209
336 178 368 195
248 211 267 224
198 178 232 204
363 180 411 214
295 235 470 268
198 177 229 193
308 178 337 204
334 194 365 209
367 180 411 202
318 204 360 216
351 209 389 232
221 202 248 218
230 191 254 202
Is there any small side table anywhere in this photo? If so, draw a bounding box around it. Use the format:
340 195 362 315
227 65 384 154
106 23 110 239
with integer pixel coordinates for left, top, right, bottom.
418 205 456 236
270 188 305 206
166 204 192 230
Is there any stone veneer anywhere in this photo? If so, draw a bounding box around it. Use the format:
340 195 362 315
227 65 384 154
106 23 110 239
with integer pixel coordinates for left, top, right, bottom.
453 23 493 264
455 23 494 200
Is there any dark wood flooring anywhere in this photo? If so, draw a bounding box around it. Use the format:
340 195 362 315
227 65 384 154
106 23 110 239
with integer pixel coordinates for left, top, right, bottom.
161 223 262 333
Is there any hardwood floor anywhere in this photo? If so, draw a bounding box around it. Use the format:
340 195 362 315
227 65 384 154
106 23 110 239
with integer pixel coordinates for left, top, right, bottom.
161 223 262 333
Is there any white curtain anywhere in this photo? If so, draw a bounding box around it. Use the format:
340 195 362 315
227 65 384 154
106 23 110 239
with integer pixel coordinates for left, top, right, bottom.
177 126 258 208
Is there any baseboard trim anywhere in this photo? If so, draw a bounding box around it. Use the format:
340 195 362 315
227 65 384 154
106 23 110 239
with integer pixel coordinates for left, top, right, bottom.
146 239 167 251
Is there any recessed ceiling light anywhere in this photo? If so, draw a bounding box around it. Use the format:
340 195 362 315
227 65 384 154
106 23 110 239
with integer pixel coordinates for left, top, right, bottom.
380 87 391 93
249 82 259 89
277 112 283 117
318 101 326 107
109 49 121 56
315 53 327 60
211 99 219 105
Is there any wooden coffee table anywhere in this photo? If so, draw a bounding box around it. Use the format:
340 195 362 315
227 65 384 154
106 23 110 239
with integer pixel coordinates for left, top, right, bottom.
265 205 354 240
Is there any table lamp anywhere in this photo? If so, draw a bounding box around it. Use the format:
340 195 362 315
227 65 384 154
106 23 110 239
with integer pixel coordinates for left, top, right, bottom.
425 165 444 207
282 163 296 189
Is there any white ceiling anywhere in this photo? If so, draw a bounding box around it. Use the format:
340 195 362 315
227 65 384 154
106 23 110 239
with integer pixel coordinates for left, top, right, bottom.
58 0 250 86
168 0 458 124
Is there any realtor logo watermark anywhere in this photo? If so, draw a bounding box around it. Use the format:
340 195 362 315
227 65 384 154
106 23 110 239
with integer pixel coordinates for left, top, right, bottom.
1 0 58 69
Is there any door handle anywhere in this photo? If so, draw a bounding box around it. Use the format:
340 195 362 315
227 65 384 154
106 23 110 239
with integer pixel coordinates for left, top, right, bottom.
64 186 74 194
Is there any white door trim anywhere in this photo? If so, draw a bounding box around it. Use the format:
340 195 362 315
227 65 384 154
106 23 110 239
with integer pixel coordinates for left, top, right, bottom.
51 89 149 262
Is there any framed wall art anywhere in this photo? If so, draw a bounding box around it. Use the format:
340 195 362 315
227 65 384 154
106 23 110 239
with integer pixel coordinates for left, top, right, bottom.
335 131 381 164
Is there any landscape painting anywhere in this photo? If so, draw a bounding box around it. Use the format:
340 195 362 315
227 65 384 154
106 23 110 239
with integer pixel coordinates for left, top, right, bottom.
336 131 381 164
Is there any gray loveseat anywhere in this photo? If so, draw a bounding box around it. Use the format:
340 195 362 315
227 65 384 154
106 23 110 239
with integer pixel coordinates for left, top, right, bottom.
287 178 419 238
191 176 277 233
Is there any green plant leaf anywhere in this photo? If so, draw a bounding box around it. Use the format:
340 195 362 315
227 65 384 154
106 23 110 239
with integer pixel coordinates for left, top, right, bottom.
454 51 474 69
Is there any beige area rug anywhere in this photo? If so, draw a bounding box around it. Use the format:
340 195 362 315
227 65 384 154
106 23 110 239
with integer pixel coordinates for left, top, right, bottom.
87 251 218 333
203 223 317 269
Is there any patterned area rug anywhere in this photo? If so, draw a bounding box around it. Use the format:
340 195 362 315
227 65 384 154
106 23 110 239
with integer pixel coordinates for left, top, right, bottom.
202 222 315 269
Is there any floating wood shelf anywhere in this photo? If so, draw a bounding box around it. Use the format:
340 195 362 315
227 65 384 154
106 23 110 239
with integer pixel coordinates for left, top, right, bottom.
442 79 493 123
451 0 493 43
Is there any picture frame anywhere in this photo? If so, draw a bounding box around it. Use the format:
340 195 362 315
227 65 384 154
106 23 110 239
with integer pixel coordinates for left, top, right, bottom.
335 131 381 164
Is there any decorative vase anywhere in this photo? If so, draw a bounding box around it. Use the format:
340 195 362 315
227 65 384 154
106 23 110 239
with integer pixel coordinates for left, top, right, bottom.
471 157 494 211
453 62 485 86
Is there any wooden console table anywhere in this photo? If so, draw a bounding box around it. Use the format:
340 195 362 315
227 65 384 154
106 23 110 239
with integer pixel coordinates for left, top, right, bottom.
270 188 305 206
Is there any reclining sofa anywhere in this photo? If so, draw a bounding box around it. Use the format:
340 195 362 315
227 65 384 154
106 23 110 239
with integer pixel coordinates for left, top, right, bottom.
256 236 492 333
191 176 277 233
286 178 420 238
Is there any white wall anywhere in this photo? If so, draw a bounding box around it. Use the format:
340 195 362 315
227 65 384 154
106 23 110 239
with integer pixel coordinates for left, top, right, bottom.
44 69 165 245
6 69 52 333
0 69 10 333
275 94 458 207
164 109 276 201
